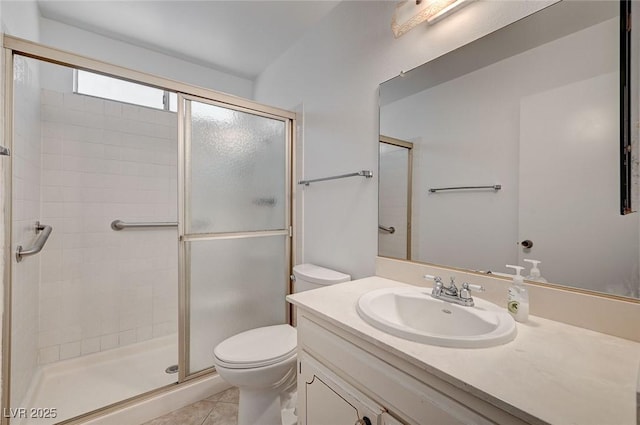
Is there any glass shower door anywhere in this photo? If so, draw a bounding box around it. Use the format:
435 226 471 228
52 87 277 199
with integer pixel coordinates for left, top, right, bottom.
180 96 291 375
7 54 181 424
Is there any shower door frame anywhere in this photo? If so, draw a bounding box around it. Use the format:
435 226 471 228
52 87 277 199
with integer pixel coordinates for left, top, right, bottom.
1 35 296 425
178 92 294 381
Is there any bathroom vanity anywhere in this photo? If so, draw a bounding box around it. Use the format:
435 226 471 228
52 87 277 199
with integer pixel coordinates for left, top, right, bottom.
287 277 640 425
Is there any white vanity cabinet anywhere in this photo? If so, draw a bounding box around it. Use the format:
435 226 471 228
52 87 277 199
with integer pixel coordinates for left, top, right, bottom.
296 311 529 425
299 352 384 425
290 277 640 425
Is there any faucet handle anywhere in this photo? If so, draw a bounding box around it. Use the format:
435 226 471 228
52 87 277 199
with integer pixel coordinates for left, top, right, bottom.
462 282 485 292
424 275 442 285
424 275 443 296
459 282 485 301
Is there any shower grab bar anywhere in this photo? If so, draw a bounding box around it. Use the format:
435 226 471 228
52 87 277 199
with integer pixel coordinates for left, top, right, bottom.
298 170 373 186
378 225 396 234
111 220 178 231
428 184 502 193
16 221 52 262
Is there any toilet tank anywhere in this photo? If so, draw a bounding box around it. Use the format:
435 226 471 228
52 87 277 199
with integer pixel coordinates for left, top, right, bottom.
292 263 350 293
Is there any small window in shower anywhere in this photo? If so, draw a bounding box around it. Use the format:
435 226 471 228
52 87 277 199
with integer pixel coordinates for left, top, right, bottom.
74 69 177 111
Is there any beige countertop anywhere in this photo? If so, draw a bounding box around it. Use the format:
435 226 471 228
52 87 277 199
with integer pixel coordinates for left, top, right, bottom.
287 277 640 425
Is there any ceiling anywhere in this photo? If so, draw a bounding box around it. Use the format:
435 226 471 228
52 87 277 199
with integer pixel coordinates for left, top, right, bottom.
37 0 341 80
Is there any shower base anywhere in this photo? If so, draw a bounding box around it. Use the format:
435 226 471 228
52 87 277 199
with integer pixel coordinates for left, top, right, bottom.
17 336 179 425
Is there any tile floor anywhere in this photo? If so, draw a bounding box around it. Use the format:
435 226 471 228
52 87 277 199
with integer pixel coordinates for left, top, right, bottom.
142 387 239 425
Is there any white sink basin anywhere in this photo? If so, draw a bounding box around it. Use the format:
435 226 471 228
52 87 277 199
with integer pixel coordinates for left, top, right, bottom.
356 287 517 348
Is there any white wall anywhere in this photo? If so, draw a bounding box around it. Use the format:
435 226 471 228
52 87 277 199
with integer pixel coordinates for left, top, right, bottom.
1 0 40 41
518 72 638 296
254 0 554 279
40 18 253 99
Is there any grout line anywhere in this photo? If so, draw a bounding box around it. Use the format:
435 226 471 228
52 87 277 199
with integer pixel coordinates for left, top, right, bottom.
197 401 217 425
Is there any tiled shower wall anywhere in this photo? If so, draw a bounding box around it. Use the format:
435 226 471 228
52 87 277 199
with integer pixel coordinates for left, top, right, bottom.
37 89 178 364
11 56 42 405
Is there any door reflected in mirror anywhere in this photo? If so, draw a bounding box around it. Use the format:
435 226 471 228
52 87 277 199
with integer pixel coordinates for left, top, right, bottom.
379 136 413 260
378 1 640 299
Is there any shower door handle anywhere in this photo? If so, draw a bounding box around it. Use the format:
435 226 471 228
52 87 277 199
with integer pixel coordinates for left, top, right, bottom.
0 146 10 156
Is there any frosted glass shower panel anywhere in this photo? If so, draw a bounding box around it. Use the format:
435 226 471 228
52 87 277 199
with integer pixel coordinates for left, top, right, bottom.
189 102 287 234
188 236 287 373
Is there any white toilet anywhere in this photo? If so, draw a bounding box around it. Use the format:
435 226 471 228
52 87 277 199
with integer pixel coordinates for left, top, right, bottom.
213 263 350 425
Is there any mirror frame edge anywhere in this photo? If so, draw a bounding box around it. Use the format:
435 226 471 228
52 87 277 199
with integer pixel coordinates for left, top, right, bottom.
621 0 632 215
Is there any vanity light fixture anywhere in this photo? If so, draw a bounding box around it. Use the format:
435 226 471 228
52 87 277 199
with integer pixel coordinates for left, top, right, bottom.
391 0 473 38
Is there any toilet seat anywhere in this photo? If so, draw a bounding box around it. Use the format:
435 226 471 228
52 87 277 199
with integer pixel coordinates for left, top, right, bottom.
214 324 297 369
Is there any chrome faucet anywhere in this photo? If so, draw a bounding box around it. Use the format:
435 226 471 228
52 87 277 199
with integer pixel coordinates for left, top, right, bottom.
425 275 485 307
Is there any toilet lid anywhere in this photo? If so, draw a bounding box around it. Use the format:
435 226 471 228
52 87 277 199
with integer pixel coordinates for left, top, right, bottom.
214 324 297 369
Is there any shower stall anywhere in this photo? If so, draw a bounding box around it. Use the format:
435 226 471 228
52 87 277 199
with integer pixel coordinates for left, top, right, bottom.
1 37 294 425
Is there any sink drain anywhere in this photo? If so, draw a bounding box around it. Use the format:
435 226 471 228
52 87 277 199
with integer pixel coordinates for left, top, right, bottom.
441 309 452 314
165 364 179 374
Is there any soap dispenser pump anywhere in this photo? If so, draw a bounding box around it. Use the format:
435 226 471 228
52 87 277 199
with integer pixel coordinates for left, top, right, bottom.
523 259 548 283
505 265 529 323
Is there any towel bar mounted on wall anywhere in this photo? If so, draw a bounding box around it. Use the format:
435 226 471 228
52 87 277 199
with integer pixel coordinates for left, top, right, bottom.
298 170 373 186
111 220 178 231
428 184 502 193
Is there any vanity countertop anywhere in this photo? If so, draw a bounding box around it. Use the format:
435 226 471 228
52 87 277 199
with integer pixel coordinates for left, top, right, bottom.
287 276 640 425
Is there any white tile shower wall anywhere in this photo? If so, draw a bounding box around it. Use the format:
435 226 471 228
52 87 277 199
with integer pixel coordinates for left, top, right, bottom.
37 90 178 364
11 55 42 406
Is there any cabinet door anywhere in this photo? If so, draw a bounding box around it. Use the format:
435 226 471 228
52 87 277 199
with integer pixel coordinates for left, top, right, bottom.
381 412 405 425
298 315 501 425
299 352 384 425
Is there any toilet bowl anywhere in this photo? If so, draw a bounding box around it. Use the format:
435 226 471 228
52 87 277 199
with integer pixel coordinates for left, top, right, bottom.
212 264 350 425
214 325 297 425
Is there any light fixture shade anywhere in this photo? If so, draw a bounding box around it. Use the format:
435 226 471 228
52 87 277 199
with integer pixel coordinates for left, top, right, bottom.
391 0 472 38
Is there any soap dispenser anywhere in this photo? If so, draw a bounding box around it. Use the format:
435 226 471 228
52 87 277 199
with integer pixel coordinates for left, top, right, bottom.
505 265 529 323
523 259 548 283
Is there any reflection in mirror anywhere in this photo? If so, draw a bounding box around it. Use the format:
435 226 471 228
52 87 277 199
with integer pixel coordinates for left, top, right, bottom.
379 1 640 299
379 136 413 260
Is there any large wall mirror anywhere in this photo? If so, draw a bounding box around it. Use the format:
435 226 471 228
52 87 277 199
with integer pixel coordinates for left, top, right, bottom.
379 1 640 300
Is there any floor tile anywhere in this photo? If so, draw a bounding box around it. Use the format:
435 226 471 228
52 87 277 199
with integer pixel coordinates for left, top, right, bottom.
207 387 239 404
202 402 239 425
141 400 216 425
